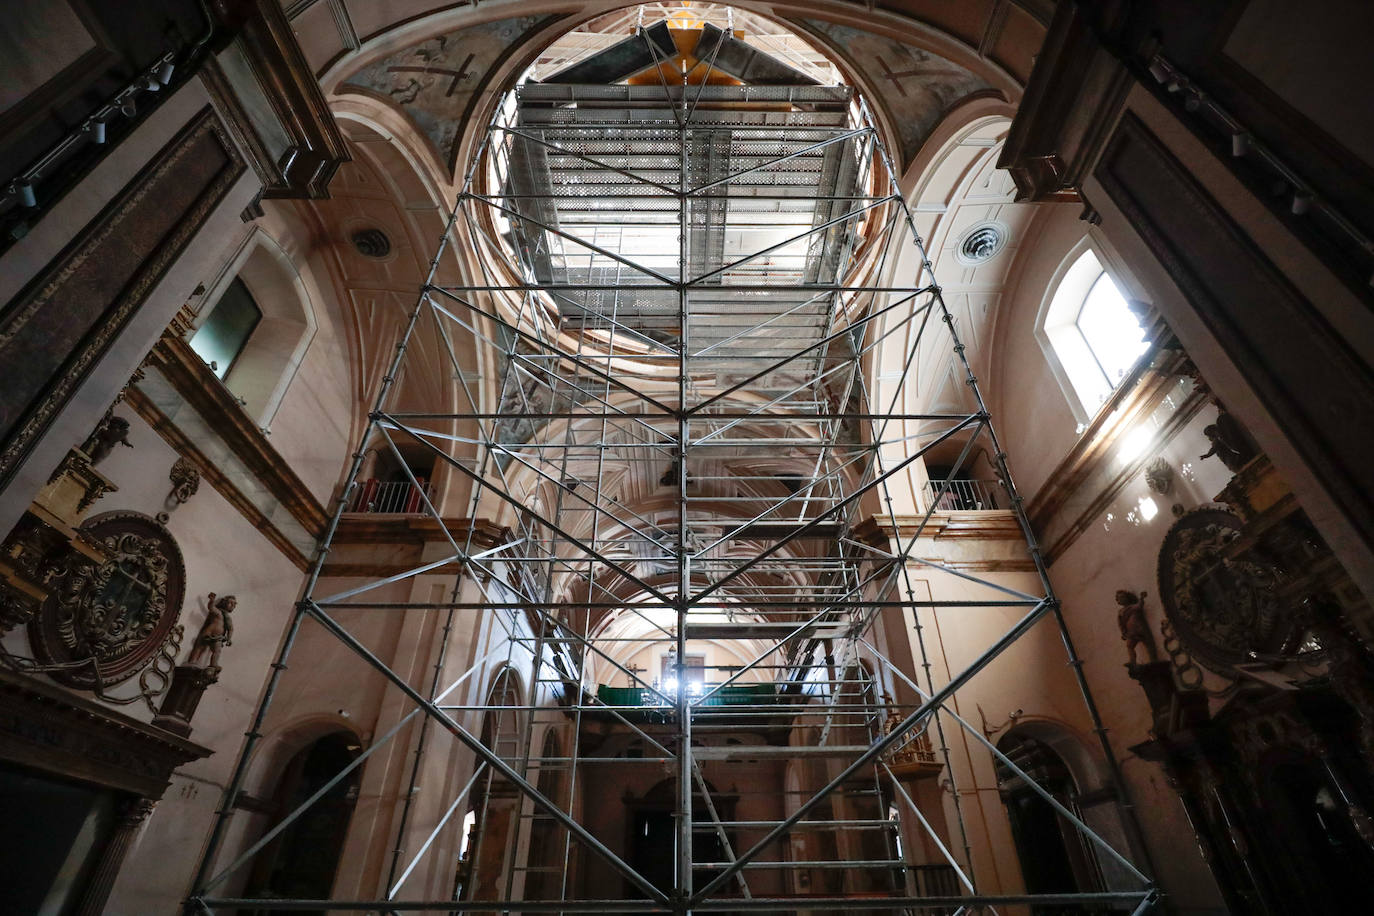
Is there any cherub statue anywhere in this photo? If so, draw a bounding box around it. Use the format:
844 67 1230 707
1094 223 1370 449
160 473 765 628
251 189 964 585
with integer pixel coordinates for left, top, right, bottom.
81 410 132 466
1116 589 1157 666
1199 411 1257 473
187 593 235 670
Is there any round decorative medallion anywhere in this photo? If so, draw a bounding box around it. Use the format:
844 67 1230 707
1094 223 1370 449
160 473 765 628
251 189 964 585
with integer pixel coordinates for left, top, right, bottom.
955 220 1008 265
351 228 392 259
1156 506 1288 674
28 511 185 689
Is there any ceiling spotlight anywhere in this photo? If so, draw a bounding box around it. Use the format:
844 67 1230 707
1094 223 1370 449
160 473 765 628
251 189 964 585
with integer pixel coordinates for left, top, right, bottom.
1291 191 1314 216
1147 59 1170 83
120 98 138 118
143 75 162 92
88 120 107 144
1230 132 1250 157
157 60 176 86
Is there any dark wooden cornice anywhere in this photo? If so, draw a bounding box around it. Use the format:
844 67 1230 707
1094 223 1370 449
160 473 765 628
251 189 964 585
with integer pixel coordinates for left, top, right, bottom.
876 512 1025 541
207 0 349 198
997 1 1133 202
320 515 513 578
0 668 211 799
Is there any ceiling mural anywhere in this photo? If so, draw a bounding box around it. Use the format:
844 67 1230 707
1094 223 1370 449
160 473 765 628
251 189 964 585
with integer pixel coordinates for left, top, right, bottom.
341 16 555 169
800 21 994 166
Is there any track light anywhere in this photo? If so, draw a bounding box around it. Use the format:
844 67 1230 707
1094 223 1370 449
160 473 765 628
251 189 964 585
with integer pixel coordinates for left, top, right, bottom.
1231 132 1250 157
157 60 176 86
15 180 37 208
1184 91 1202 112
88 119 107 144
143 75 162 92
1147 59 1170 83
1291 191 1313 216
120 98 137 118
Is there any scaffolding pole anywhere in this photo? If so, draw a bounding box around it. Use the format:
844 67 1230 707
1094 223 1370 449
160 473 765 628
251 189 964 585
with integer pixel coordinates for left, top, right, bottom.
186 25 1155 915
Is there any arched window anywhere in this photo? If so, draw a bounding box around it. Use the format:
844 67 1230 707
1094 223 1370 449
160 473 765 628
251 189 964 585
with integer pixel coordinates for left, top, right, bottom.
1038 248 1149 419
994 732 1105 908
524 730 564 900
189 277 261 380
242 731 362 912
189 231 317 426
457 669 523 902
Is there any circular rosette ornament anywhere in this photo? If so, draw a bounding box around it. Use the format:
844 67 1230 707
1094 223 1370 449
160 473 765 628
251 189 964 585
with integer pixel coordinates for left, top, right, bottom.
1156 506 1293 675
28 512 185 689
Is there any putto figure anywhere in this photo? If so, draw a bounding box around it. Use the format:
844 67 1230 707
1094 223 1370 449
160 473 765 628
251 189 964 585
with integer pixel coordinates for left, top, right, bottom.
187 593 235 670
1199 411 1258 473
1115 589 1157 666
81 410 133 466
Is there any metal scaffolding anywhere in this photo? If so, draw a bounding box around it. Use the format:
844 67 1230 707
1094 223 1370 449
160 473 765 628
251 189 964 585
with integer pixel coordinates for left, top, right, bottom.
187 21 1157 914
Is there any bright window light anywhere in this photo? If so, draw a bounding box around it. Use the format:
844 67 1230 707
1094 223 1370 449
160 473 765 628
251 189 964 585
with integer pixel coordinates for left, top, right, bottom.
1117 425 1154 464
1077 273 1148 386
459 810 477 857
1041 249 1149 416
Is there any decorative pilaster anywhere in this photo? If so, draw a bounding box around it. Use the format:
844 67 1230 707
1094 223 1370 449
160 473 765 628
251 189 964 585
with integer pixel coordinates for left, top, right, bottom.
73 796 156 916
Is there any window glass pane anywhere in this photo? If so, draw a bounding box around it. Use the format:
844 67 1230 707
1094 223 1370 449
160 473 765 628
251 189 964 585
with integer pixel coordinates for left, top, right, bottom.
1075 273 1147 388
190 278 262 379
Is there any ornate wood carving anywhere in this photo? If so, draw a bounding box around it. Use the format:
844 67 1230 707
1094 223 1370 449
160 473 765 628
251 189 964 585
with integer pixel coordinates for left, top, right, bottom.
202 0 349 198
0 107 245 492
1156 506 1289 675
0 667 210 798
27 511 187 691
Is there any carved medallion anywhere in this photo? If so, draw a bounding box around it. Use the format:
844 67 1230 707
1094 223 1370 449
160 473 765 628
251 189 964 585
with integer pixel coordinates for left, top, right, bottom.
27 511 186 689
1156 506 1288 674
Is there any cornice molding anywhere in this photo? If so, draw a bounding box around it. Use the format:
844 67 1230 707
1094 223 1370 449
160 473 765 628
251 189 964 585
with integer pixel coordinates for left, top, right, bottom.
0 667 211 799
1026 348 1207 564
126 332 329 570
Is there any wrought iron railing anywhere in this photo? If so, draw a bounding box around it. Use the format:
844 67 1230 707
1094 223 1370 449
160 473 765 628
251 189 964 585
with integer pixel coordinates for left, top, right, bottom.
348 478 433 514
923 478 1002 511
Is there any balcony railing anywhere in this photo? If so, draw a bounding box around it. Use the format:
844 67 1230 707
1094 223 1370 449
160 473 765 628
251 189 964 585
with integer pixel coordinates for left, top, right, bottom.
923 478 1002 511
349 478 433 514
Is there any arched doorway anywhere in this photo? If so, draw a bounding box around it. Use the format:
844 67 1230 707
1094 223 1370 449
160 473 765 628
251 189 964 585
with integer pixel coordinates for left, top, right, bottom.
994 732 1105 914
524 730 565 900
457 669 523 902
241 731 362 914
1259 749 1374 910
626 777 735 904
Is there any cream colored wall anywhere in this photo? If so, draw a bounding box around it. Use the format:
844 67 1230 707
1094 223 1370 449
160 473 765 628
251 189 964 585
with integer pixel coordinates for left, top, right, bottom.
243 206 359 503
980 198 1235 909
984 203 1097 501
66 410 309 913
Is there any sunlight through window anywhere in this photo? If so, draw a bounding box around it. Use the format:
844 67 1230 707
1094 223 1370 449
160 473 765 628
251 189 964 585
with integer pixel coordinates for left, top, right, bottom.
1041 249 1149 416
